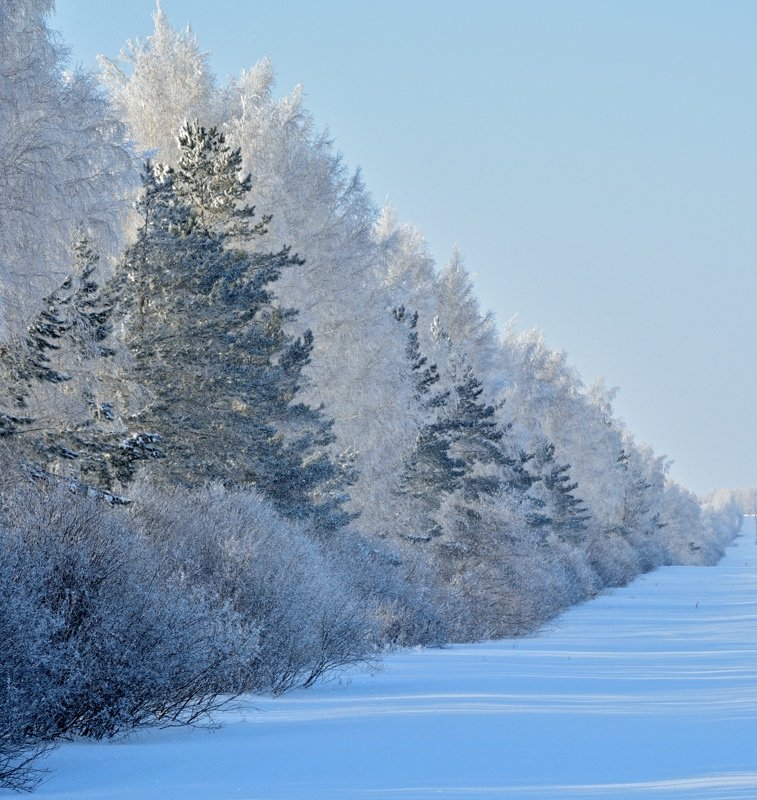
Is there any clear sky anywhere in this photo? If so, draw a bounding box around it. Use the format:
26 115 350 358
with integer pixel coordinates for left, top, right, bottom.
53 0 756 495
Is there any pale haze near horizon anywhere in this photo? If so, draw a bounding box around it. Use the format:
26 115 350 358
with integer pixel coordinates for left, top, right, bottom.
54 0 756 496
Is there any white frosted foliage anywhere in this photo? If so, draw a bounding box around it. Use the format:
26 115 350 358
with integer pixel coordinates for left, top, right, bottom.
0 0 133 336
98 1 216 163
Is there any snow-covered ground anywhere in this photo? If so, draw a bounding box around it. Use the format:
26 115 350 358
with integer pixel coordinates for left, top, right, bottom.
24 518 757 799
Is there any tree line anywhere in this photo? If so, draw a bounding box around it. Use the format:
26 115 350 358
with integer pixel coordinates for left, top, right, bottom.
0 1 743 789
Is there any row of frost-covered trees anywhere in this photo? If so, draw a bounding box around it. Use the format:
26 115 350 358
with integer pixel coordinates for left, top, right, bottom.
0 1 742 789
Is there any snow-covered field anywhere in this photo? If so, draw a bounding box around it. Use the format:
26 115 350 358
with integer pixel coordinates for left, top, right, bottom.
24 518 757 799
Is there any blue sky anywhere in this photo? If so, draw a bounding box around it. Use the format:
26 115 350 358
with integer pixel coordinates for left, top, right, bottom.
53 0 756 494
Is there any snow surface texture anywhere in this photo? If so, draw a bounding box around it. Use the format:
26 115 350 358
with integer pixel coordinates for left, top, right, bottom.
25 518 757 799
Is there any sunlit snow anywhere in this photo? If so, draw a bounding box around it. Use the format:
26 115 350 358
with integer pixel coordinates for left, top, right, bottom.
27 518 757 799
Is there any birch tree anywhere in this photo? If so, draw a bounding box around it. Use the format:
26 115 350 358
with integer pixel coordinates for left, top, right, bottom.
0 0 133 337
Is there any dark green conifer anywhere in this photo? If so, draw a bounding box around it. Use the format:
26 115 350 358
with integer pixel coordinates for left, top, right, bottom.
115 129 352 531
531 441 590 540
0 237 157 495
393 307 462 538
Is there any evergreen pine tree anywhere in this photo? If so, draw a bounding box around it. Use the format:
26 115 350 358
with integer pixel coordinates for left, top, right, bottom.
393 307 462 539
0 264 79 447
395 315 542 541
531 441 590 541
173 120 270 238
393 306 444 405
22 278 74 386
0 237 157 496
444 357 542 509
71 237 117 357
115 128 352 531
617 448 664 538
445 362 509 503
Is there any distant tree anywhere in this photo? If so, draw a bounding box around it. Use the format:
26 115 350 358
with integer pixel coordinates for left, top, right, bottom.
439 355 549 548
378 208 438 321
393 306 462 539
530 441 589 541
616 446 666 539
705 486 757 517
394 312 538 542
433 248 501 393
394 306 444 406
445 360 514 504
